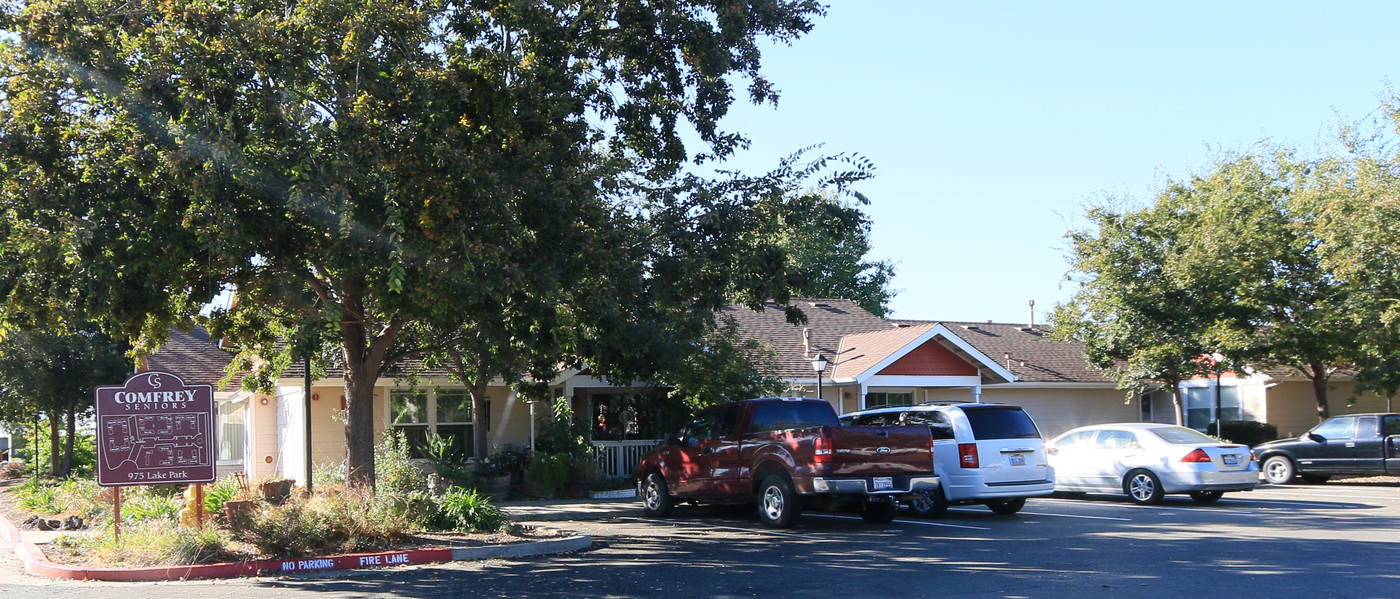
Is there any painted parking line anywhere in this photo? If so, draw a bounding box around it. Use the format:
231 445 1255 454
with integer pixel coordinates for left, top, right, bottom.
805 513 991 530
622 517 825 540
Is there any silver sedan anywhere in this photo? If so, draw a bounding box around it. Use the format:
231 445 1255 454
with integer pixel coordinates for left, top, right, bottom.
1047 423 1259 505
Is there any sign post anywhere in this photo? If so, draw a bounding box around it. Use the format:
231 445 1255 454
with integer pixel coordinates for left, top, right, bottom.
94 371 217 538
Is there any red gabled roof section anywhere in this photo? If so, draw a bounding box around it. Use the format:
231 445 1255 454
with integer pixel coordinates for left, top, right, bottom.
878 339 979 376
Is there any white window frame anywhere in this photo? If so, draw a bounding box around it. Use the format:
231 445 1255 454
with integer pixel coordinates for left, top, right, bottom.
1179 379 1244 432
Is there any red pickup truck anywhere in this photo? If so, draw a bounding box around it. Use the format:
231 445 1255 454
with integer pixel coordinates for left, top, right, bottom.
636 397 939 527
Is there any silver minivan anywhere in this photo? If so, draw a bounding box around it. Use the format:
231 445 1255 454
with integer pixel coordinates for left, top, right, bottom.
841 403 1055 516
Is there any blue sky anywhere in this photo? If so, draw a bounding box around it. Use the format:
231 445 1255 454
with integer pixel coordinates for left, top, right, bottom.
710 1 1400 324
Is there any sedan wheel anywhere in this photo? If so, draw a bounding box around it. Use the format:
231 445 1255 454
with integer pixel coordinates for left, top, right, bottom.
1124 470 1164 505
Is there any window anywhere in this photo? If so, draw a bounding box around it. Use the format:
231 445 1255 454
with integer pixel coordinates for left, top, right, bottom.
1095 429 1140 450
902 410 955 440
682 405 740 442
216 400 245 463
390 389 476 459
1310 416 1356 441
1385 416 1400 437
1052 430 1095 450
841 411 902 427
865 392 914 408
1184 383 1241 431
960 406 1041 440
748 402 839 432
592 393 663 441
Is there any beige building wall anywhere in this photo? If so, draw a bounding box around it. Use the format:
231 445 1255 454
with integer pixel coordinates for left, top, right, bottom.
978 386 1138 439
1263 379 1395 438
249 392 279 480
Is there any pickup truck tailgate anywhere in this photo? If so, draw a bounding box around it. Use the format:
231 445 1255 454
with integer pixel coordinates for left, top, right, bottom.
826 426 934 477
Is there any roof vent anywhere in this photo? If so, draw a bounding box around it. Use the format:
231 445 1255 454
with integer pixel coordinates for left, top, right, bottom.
893 323 910 328
961 324 979 331
809 301 830 308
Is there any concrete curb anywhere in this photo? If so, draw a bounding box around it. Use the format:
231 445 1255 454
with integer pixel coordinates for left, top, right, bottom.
0 511 20 543
1 508 589 581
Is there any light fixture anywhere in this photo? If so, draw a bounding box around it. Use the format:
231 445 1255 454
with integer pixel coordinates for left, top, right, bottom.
811 354 827 400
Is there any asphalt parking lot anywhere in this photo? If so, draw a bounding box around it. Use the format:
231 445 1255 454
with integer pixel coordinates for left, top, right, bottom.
2 482 1396 599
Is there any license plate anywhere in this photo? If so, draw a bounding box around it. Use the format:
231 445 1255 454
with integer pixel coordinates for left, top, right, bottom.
1008 454 1026 467
873 477 893 491
1223 454 1241 466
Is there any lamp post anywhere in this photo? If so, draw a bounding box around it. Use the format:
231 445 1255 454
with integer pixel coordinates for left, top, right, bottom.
811 354 828 400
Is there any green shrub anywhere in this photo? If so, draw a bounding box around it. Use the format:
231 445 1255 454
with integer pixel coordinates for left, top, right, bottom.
236 486 429 557
121 492 182 522
526 452 572 495
534 397 590 456
55 479 105 520
48 519 238 567
375 430 427 498
202 476 243 514
431 488 508 532
17 483 62 514
1208 420 1279 448
423 432 473 487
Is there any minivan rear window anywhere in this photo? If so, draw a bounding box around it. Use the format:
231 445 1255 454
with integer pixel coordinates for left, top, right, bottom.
961 406 1041 440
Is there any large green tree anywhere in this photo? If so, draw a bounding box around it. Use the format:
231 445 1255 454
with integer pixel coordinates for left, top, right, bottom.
1056 148 1366 424
776 185 897 316
0 0 832 486
0 323 129 476
1051 197 1233 425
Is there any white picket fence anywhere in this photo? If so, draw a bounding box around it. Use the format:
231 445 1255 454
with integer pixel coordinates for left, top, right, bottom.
590 440 663 479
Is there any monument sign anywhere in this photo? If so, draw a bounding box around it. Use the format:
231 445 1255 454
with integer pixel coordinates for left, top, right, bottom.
94 371 216 487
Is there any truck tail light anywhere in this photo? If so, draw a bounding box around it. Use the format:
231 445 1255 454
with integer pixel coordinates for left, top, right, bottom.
814 433 832 464
1250 450 1258 462
958 443 979 468
1180 448 1213 463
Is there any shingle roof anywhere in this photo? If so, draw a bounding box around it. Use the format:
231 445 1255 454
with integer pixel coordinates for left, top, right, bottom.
720 298 893 380
893 320 1113 384
145 326 246 390
721 299 1112 385
831 323 940 379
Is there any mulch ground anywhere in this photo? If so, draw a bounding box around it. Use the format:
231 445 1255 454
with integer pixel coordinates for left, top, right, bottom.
0 473 564 568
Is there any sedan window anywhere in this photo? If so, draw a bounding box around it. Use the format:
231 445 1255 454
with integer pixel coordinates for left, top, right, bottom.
1095 430 1140 450
1150 426 1217 444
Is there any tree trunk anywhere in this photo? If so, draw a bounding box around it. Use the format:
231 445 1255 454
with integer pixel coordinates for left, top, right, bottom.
1308 360 1331 422
62 408 75 478
47 415 60 477
1169 379 1185 426
469 376 491 462
336 277 404 489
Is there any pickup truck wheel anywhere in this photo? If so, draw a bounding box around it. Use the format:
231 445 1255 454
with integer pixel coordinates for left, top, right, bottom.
1301 474 1331 484
1124 470 1164 505
1189 490 1224 504
757 475 801 528
860 500 897 524
986 498 1027 515
641 473 674 517
908 489 948 518
1262 456 1296 485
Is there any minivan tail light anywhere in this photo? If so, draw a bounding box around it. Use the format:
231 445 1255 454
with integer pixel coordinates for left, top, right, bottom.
1180 448 1213 463
958 443 979 468
814 433 832 464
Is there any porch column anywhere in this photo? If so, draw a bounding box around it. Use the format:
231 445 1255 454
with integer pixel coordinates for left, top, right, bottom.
859 383 868 410
971 386 982 404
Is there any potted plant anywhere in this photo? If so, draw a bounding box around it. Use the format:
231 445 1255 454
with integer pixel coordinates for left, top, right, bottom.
473 459 512 501
257 478 294 505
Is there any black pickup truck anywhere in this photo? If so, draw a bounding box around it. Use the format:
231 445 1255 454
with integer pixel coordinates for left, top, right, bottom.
1253 413 1400 484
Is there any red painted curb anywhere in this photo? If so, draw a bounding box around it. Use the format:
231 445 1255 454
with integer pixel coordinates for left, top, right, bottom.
0 510 20 543
15 540 455 581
